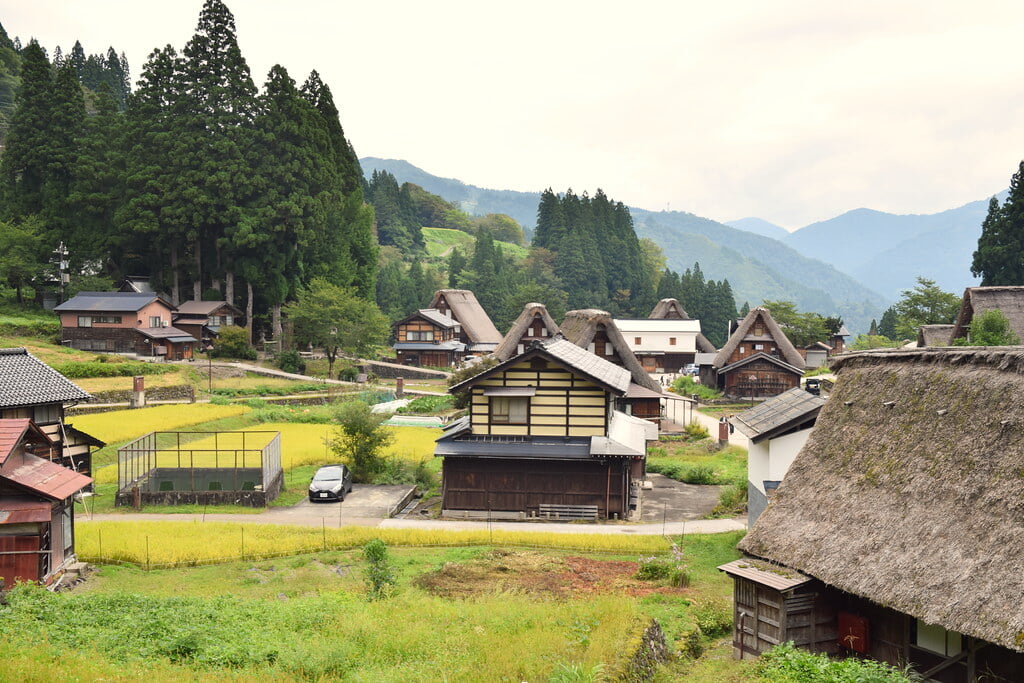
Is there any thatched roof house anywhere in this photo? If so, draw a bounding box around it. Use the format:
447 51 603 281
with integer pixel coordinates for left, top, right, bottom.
648 298 716 353
712 307 804 398
560 310 661 393
916 324 954 347
429 289 503 354
950 286 1024 344
492 303 560 362
734 347 1024 676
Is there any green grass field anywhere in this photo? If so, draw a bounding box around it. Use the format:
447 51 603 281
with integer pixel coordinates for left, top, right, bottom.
422 226 529 259
0 528 750 681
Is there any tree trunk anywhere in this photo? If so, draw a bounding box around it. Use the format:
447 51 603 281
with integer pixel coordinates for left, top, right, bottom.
211 277 221 294
225 271 234 306
193 238 202 301
272 303 283 343
170 245 180 305
246 280 254 344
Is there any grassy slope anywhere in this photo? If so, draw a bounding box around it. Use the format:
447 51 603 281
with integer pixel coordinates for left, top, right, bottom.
422 226 529 259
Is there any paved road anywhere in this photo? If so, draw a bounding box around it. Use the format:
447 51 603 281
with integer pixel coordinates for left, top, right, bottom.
690 404 749 448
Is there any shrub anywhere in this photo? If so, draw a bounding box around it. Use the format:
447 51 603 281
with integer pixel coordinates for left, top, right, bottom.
680 464 717 485
210 326 256 360
670 375 722 400
397 394 454 414
635 543 689 587
684 420 710 440
52 361 177 379
338 366 359 382
711 481 748 517
276 350 306 375
362 539 395 600
756 642 915 682
330 401 394 482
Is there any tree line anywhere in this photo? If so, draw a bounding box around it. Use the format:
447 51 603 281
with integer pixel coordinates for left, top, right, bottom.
0 1 374 344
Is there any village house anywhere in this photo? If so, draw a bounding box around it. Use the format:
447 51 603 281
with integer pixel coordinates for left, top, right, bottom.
644 298 717 373
172 300 245 349
0 348 103 480
55 291 196 360
560 309 665 424
392 308 465 367
722 347 1024 682
950 285 1024 343
711 307 805 398
492 302 560 361
729 387 825 526
435 336 657 520
801 341 832 368
829 324 850 354
0 418 93 587
429 289 503 358
916 324 955 347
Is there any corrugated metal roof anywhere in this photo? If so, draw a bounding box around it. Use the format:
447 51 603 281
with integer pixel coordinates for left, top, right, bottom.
175 300 241 316
54 291 170 313
0 349 91 409
2 451 92 500
134 327 197 341
731 387 825 442
435 437 593 460
718 558 814 592
0 499 51 524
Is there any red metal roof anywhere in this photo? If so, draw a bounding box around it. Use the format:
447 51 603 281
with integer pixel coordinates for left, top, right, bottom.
0 418 52 466
2 451 92 500
0 498 52 524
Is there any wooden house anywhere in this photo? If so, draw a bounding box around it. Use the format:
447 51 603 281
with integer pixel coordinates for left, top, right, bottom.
829 324 850 354
615 317 710 374
173 300 245 349
560 309 665 423
950 285 1024 343
55 291 196 360
802 341 832 368
492 302 560 361
730 387 824 526
429 289 503 357
648 298 717 364
712 307 805 398
392 309 465 367
0 348 104 480
725 347 1024 681
0 418 93 587
117 275 155 294
436 336 657 520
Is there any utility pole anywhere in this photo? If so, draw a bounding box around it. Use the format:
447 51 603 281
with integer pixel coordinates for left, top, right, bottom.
52 241 70 304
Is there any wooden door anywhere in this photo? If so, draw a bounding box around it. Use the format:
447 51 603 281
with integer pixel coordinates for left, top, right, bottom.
0 535 41 585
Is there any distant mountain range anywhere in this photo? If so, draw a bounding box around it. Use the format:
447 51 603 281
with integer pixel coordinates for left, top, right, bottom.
360 157 1000 335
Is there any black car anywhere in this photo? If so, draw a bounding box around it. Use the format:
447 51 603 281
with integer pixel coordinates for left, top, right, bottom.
308 464 353 502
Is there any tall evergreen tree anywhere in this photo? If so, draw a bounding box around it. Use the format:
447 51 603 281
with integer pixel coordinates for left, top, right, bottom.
971 190 1024 285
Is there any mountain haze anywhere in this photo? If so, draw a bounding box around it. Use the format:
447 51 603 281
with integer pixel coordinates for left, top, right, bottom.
725 217 790 241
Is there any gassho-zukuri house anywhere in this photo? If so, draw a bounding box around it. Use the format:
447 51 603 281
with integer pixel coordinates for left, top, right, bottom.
719 347 1024 682
435 336 657 521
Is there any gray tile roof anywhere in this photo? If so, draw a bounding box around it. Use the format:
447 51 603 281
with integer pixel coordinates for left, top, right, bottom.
543 338 631 393
730 387 825 442
54 291 172 313
0 348 91 409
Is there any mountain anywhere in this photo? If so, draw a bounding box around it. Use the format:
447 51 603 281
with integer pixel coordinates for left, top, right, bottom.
361 157 887 334
783 193 1007 300
361 157 541 231
725 217 790 241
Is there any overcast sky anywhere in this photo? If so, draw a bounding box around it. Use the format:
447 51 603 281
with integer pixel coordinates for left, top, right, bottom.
5 0 1024 229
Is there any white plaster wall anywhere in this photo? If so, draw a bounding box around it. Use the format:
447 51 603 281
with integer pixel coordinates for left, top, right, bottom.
747 440 771 496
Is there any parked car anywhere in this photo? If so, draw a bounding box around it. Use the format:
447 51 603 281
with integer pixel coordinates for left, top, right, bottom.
308 464 353 502
683 363 699 376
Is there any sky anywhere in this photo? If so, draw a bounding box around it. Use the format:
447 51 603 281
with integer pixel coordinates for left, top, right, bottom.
5 0 1024 230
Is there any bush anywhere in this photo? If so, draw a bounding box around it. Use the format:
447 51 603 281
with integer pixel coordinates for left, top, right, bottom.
275 350 306 375
362 539 396 600
710 481 747 517
338 366 360 382
647 461 720 485
397 395 454 414
756 642 916 682
210 326 256 360
684 421 710 440
670 375 722 401
635 543 689 587
52 361 177 379
330 401 394 482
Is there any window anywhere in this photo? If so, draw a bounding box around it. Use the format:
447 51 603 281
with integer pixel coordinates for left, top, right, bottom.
492 397 528 424
635 337 642 345
754 343 764 350
669 337 676 345
77 316 92 328
407 330 435 342
740 345 746 353
33 404 60 424
605 342 614 355
913 620 962 656
149 316 162 327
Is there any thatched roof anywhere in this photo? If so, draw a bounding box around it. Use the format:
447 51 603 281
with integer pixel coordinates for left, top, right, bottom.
916 324 954 347
951 286 1024 343
560 310 662 392
713 306 804 370
739 347 1024 652
492 303 560 361
649 298 690 320
430 290 502 345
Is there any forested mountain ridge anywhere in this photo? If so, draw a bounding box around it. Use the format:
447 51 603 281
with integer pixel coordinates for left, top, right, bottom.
361 157 888 334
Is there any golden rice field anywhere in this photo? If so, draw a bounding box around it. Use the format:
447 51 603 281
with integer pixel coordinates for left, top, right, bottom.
68 403 251 445
76 521 672 568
